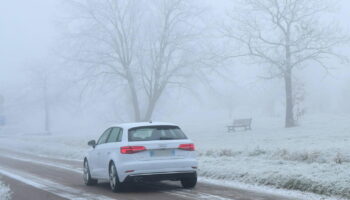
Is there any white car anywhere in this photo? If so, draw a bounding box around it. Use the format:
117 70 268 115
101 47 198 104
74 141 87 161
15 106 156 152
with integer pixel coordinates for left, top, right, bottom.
83 122 198 192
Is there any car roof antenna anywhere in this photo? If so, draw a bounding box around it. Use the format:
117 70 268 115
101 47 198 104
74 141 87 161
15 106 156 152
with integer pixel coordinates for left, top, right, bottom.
149 120 152 123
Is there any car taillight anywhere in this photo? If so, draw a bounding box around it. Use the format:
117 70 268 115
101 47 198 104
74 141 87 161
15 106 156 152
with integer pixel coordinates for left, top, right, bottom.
120 146 146 154
178 143 195 151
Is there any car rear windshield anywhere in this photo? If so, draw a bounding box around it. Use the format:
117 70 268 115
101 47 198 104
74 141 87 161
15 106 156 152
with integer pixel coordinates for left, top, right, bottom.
128 126 187 142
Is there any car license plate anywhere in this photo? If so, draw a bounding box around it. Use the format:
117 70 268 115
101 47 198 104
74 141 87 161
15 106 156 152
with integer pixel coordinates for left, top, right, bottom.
151 149 173 157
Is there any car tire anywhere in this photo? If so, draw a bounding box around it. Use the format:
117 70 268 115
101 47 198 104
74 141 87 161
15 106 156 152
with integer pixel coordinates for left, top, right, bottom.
181 173 197 189
83 160 98 186
109 162 122 192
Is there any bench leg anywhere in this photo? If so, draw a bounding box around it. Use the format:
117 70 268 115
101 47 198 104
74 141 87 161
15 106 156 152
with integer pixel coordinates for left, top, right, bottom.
227 126 236 132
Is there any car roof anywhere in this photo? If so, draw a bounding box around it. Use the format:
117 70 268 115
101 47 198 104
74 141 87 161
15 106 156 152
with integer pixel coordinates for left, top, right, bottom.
111 122 179 130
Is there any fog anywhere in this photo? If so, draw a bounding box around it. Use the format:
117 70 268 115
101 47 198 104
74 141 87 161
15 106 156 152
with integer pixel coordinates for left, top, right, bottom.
3 1 350 199
1 0 350 135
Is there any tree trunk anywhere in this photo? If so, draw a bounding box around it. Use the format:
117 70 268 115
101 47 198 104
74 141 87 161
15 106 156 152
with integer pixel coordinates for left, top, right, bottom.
128 81 141 122
44 100 50 134
284 70 295 128
125 68 141 121
143 90 162 121
143 98 157 121
284 28 295 128
43 84 51 135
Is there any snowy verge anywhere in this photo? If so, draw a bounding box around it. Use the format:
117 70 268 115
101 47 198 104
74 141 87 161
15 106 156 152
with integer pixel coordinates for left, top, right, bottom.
197 150 350 199
0 179 12 200
199 178 348 200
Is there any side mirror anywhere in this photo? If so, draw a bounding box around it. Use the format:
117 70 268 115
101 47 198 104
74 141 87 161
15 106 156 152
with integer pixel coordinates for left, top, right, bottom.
88 140 96 148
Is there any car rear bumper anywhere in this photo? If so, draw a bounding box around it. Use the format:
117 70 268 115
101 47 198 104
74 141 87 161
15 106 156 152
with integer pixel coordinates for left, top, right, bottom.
117 158 198 182
124 171 197 182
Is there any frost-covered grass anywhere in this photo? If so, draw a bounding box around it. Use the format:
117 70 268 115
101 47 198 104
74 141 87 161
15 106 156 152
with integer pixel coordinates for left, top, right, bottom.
0 133 91 160
185 114 350 199
0 179 11 200
1 114 350 199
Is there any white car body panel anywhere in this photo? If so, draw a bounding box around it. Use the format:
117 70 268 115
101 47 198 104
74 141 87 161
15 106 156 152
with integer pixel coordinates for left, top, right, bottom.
86 122 198 182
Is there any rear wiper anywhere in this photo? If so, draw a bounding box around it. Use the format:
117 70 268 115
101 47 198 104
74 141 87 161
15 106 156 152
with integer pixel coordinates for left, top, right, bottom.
159 137 175 140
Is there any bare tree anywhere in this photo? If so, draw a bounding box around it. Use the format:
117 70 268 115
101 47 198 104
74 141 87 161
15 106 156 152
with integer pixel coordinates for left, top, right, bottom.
139 0 199 120
64 0 200 121
223 0 347 127
29 65 53 135
64 0 143 121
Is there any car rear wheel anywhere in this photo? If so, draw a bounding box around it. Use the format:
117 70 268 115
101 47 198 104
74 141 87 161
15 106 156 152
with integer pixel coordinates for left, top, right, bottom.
109 162 122 192
83 160 97 186
180 173 197 189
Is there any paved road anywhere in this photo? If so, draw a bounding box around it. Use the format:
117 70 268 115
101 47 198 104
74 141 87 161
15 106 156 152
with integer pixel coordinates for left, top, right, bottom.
0 149 296 200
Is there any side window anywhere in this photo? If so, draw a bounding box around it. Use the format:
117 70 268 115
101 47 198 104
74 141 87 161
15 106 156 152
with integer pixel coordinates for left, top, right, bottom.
107 127 123 143
117 128 123 142
97 128 111 145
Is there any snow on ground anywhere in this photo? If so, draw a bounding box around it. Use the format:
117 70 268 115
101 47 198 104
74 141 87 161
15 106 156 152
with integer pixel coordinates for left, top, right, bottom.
0 179 11 200
183 114 350 199
0 114 350 199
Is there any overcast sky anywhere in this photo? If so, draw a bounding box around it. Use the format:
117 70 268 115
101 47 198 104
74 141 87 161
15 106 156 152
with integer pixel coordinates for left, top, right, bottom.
1 0 350 83
0 0 58 84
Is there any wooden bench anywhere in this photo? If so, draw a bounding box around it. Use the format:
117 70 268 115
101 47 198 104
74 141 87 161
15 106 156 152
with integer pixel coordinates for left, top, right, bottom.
227 118 252 132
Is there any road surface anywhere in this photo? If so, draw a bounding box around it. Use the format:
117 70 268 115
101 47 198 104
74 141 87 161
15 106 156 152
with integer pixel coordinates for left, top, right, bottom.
0 148 296 200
